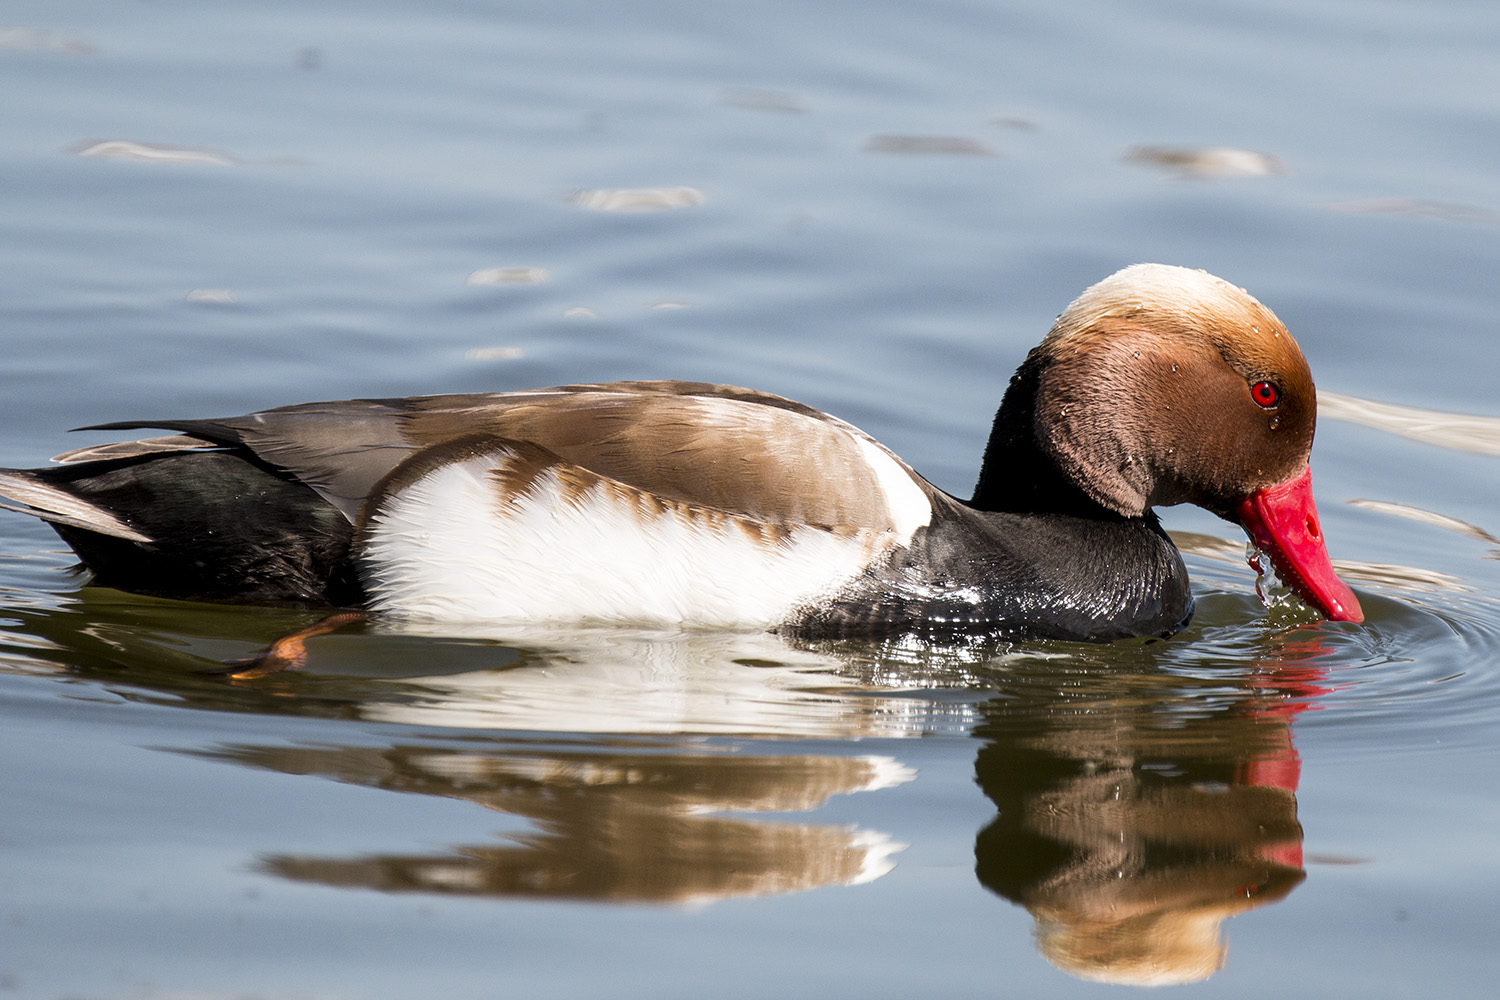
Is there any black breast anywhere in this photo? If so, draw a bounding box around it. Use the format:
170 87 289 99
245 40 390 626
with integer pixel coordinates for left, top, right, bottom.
787 499 1193 642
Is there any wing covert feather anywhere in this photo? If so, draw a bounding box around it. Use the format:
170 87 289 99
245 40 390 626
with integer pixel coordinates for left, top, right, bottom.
67 382 932 533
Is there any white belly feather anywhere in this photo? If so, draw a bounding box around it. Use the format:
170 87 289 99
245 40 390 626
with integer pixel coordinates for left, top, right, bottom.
359 454 906 628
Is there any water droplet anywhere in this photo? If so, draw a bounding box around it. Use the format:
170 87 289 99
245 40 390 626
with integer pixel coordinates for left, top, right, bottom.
1269 416 1281 430
1247 542 1302 613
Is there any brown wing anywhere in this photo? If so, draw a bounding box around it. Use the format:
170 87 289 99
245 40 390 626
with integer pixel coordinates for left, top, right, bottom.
67 382 928 533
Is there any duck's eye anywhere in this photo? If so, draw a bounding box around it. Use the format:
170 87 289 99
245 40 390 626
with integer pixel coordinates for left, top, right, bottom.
1250 381 1280 408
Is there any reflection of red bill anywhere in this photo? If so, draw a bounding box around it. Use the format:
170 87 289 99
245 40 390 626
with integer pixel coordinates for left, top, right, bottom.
1236 466 1363 623
1240 752 1306 872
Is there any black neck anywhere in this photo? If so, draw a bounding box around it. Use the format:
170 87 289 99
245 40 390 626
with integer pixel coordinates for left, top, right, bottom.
970 356 1120 519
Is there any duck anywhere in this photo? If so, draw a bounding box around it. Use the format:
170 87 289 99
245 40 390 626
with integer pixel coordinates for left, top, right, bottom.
0 264 1361 643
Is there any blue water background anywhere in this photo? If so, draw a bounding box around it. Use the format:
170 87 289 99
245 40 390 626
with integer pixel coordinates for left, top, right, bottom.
2 1 1500 997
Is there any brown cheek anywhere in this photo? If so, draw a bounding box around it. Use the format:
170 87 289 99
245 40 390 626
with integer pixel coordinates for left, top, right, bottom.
1256 392 1315 478
1148 358 1246 454
1143 361 1305 504
1209 387 1313 497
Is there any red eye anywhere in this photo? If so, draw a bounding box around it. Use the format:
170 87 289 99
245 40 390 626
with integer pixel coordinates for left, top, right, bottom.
1250 381 1280 408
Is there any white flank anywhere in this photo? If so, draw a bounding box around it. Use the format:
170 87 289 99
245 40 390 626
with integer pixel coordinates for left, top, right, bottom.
360 454 891 628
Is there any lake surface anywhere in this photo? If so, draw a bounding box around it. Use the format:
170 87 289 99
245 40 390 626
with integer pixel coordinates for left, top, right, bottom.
3 1 1500 997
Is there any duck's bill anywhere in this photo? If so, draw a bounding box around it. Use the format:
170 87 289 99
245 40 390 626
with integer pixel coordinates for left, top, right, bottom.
1235 466 1364 623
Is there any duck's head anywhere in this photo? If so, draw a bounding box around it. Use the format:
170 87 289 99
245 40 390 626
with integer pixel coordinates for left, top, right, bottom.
1031 263 1362 623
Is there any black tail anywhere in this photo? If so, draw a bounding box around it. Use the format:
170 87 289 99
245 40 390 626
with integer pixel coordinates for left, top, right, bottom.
1 450 363 606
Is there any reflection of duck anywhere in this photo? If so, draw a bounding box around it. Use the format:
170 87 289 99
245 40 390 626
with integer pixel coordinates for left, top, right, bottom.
972 647 1326 985
197 740 912 904
349 625 978 736
0 587 1342 941
0 596 975 738
0 265 1356 647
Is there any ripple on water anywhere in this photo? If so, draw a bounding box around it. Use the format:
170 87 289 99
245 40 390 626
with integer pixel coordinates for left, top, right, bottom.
1283 588 1500 756
1 516 1498 752
1159 528 1500 758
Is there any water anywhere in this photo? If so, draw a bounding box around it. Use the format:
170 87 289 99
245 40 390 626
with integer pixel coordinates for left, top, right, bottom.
3 0 1500 996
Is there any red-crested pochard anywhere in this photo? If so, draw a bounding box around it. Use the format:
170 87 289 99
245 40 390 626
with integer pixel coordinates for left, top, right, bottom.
0 264 1361 641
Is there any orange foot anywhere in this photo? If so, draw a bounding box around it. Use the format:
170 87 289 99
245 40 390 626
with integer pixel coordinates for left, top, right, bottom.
219 611 367 679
